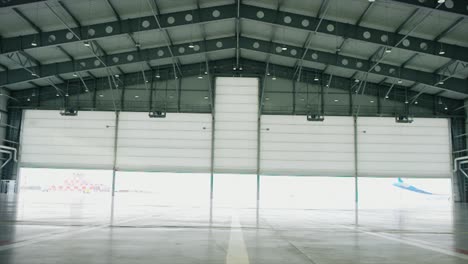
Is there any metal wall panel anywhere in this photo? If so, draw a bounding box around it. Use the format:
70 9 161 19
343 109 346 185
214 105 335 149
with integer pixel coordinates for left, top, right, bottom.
214 77 259 174
357 117 451 178
260 116 355 177
116 112 212 173
20 110 116 169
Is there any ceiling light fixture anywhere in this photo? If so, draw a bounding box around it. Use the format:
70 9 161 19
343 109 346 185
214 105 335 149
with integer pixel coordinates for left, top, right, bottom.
73 72 78 77
83 41 91 47
198 75 203 79
31 41 38 47
444 106 448 110
189 43 195 49
272 76 277 80
397 79 403 84
385 95 389 99
314 75 319 81
439 47 445 55
414 101 418 105
354 79 360 83
437 0 445 3
282 46 287 51
438 80 444 85
385 47 392 53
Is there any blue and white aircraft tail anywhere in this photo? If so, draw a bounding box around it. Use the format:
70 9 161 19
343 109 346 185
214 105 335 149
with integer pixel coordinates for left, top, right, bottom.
392 178 434 195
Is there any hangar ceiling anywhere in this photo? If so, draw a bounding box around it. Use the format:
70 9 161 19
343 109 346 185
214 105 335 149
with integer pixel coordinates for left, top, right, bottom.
0 0 467 115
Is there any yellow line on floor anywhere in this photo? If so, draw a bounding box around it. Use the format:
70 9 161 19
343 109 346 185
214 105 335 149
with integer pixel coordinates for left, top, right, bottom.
226 212 249 264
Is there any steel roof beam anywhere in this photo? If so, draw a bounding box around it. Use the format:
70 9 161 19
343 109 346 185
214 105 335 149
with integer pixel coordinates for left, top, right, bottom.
388 0 468 18
239 37 468 95
0 37 235 86
241 4 468 63
3 3 466 67
0 4 235 54
434 17 464 41
105 0 121 22
9 58 462 115
355 2 375 26
0 0 46 9
395 8 420 34
2 35 467 96
57 1 81 28
12 8 42 33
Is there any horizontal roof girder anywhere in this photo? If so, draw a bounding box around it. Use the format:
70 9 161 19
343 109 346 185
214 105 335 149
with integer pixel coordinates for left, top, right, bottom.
9 58 463 115
3 3 467 67
0 0 46 9
2 35 467 97
389 0 468 18
239 37 468 95
0 4 236 54
0 37 236 86
241 4 468 63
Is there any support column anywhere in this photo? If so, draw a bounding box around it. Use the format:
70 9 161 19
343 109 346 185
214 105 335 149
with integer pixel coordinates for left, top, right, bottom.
209 76 216 200
111 111 120 196
256 77 264 202
353 115 359 205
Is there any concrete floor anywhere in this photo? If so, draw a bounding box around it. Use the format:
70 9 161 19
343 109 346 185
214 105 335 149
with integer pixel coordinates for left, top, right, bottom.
1 193 468 264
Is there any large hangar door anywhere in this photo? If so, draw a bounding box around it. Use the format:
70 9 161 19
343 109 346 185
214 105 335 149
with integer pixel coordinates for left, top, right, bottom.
116 112 212 173
357 117 451 178
20 110 115 169
213 77 259 174
260 116 355 177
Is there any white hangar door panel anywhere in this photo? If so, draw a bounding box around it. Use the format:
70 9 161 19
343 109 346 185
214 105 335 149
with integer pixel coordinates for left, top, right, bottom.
116 112 212 173
20 110 116 169
260 116 355 177
357 117 451 178
214 77 259 174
